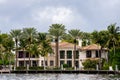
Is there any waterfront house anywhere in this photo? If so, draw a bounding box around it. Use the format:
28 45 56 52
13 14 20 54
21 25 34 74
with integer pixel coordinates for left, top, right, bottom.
17 40 108 69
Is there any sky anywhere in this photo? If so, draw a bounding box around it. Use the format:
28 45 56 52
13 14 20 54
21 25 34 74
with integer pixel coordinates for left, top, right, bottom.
0 0 120 33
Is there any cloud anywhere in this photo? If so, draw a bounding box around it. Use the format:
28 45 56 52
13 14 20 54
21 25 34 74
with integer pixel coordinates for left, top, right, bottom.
33 7 73 24
1 0 120 33
32 7 89 31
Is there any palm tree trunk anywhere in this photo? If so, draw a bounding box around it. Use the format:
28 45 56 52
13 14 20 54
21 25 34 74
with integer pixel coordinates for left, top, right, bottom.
55 37 59 68
23 48 26 67
43 57 46 70
113 42 115 56
15 40 18 68
98 44 101 70
74 39 76 70
29 53 31 67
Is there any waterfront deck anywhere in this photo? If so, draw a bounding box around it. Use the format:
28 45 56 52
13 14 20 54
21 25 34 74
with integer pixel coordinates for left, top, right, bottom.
0 69 10 73
0 69 120 74
10 70 120 74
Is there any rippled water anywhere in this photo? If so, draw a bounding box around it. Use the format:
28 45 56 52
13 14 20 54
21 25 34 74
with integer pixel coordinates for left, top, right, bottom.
0 73 120 80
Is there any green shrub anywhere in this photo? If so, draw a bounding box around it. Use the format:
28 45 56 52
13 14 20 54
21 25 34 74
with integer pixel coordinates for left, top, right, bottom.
16 67 26 70
82 59 98 70
0 60 3 65
102 62 109 70
53 67 61 70
29 66 44 70
63 64 69 68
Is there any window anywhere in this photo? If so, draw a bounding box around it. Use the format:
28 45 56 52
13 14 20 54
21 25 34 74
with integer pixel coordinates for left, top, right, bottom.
67 50 72 59
60 50 65 59
26 52 29 58
96 51 99 57
26 61 29 67
99 51 101 58
67 60 72 67
45 61 47 66
96 50 101 58
60 60 64 66
86 50 91 58
41 61 43 66
18 51 24 58
32 61 37 66
75 61 79 68
76 51 79 59
32 55 35 58
50 60 54 66
19 61 24 66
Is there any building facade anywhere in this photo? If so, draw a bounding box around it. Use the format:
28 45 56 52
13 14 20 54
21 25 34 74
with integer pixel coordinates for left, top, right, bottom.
17 41 108 69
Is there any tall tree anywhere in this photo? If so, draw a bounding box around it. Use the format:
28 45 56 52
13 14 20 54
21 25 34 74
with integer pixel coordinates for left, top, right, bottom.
91 30 109 48
37 33 53 70
49 24 66 67
19 38 28 67
68 29 81 69
22 28 37 67
10 29 21 67
0 44 5 65
91 30 109 69
81 32 91 46
2 34 14 68
107 23 120 55
0 34 5 64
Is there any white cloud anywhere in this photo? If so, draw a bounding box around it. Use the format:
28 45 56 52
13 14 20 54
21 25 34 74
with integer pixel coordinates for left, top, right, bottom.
32 7 89 31
33 7 74 24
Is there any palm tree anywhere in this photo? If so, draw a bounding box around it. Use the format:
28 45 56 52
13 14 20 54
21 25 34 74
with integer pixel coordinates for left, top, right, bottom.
107 23 120 55
91 30 109 69
0 44 5 65
37 33 53 70
49 24 66 67
19 38 28 67
68 29 81 69
3 34 14 69
10 29 21 68
81 32 91 46
22 28 37 67
0 34 5 65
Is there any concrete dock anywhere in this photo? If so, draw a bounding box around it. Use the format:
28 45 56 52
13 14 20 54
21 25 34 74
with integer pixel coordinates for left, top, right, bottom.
10 70 120 74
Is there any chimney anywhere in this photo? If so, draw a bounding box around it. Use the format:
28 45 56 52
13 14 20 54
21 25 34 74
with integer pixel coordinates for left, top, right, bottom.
77 39 82 47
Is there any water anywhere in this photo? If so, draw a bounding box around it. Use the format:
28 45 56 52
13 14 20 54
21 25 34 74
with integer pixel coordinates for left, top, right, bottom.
0 74 120 80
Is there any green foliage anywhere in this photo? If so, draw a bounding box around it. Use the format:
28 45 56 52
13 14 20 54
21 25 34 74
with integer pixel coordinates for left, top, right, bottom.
0 60 3 65
63 64 69 68
68 29 81 44
102 61 109 70
37 33 53 57
82 59 98 70
62 33 75 43
91 30 109 48
53 67 61 70
107 23 120 48
29 66 44 70
49 24 66 37
16 67 26 70
109 47 120 70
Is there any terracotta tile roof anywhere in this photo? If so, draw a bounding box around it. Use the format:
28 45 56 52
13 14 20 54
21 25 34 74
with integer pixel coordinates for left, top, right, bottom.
51 42 108 50
80 44 107 50
51 42 80 49
80 44 100 50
